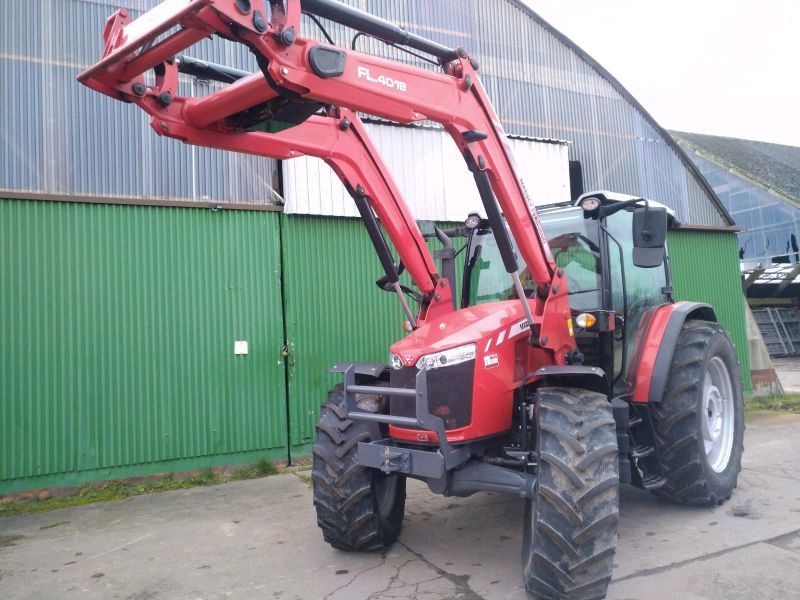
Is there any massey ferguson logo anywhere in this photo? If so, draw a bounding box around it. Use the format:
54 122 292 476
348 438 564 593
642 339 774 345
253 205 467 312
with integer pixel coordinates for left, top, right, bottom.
403 354 414 365
357 66 407 92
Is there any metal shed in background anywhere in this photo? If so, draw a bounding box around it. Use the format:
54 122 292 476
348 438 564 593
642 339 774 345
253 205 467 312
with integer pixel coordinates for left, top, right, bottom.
1 0 746 493
673 131 800 361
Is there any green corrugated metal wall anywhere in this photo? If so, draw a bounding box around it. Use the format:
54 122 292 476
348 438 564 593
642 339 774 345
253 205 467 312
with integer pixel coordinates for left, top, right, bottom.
280 214 462 448
1 201 749 493
667 229 751 392
281 215 402 447
0 199 287 494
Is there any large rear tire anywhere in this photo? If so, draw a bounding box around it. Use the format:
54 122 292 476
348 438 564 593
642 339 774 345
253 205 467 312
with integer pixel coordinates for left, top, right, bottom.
523 387 619 599
312 388 406 551
652 320 744 505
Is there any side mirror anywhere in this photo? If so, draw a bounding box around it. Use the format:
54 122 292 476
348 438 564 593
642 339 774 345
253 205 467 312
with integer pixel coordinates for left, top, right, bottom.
632 206 667 268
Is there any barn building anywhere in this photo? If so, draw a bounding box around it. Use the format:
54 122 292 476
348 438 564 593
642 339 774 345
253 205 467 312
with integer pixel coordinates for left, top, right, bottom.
0 0 746 493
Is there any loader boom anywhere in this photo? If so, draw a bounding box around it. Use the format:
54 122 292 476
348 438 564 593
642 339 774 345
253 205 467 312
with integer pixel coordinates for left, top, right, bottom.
78 0 572 354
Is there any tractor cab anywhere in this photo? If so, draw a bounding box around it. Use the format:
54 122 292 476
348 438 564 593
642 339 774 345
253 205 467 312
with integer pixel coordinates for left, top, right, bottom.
460 192 675 394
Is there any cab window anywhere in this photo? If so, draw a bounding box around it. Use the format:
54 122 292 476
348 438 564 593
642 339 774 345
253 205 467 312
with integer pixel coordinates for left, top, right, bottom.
464 207 602 311
542 208 602 312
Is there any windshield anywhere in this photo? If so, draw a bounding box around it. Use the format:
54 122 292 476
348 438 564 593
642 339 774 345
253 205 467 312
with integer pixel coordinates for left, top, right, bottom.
464 207 602 311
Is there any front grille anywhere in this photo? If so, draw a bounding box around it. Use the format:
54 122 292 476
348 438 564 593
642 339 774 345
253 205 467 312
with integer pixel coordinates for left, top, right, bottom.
389 360 474 430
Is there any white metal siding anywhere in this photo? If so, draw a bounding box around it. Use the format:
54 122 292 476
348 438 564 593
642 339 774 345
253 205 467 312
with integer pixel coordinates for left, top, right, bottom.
283 124 569 220
507 137 571 207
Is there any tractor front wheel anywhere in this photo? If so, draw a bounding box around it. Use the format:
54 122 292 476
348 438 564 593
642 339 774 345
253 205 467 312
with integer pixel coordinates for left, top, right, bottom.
652 320 744 505
523 387 619 599
312 388 406 551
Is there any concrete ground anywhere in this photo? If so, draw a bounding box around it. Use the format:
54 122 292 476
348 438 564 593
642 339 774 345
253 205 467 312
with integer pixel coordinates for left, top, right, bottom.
2 412 800 600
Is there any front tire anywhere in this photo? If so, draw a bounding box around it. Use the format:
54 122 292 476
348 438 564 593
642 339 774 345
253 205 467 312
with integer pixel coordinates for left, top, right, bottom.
312 388 406 551
652 320 744 505
523 387 619 599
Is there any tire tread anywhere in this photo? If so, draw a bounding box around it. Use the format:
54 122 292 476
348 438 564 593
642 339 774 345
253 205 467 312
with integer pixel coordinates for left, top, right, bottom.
651 320 744 506
524 387 619 599
312 389 405 551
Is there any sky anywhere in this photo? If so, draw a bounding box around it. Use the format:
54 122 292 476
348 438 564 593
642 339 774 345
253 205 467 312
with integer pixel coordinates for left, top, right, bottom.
525 0 800 147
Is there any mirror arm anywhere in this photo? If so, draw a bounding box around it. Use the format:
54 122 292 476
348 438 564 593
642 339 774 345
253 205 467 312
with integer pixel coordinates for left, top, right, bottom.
600 197 646 218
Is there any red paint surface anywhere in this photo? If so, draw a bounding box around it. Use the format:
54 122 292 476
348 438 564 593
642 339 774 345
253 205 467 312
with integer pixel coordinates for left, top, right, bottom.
390 295 573 442
629 303 684 403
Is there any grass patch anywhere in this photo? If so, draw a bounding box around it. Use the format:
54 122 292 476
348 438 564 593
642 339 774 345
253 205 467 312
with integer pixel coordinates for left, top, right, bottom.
1 459 281 516
746 393 800 413
0 475 216 516
295 472 312 487
231 458 278 480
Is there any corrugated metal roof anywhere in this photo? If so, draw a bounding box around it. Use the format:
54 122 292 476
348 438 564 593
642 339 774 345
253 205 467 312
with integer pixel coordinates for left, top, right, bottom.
502 0 733 226
282 123 569 219
686 152 800 267
672 131 800 205
0 0 277 206
291 0 732 225
1 0 732 225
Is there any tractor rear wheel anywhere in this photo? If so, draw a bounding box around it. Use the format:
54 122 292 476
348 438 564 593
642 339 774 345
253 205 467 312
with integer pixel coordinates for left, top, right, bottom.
523 387 619 599
652 320 744 505
312 388 406 551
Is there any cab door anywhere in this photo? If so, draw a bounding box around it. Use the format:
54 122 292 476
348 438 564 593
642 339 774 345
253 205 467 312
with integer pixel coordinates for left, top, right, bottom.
541 209 610 377
602 209 670 394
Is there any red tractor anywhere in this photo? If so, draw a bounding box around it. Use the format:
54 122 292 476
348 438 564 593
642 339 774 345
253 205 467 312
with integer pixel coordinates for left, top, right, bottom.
80 1 744 597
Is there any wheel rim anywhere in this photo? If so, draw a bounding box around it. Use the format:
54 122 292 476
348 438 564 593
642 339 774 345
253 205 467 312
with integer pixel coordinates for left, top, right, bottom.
375 475 397 518
701 356 735 473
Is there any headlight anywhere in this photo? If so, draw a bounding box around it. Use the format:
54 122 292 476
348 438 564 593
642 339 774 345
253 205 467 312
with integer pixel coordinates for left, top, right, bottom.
416 343 476 370
579 196 601 213
390 353 404 370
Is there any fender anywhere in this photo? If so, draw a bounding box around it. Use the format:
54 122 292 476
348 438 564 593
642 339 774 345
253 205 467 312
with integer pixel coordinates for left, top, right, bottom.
629 301 717 403
529 365 608 395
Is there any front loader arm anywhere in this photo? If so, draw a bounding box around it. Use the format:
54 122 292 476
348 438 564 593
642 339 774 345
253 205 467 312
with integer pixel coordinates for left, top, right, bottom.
135 99 452 318
78 0 574 358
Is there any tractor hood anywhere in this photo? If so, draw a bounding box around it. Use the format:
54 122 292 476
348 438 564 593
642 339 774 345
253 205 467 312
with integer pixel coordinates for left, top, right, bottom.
390 300 527 367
